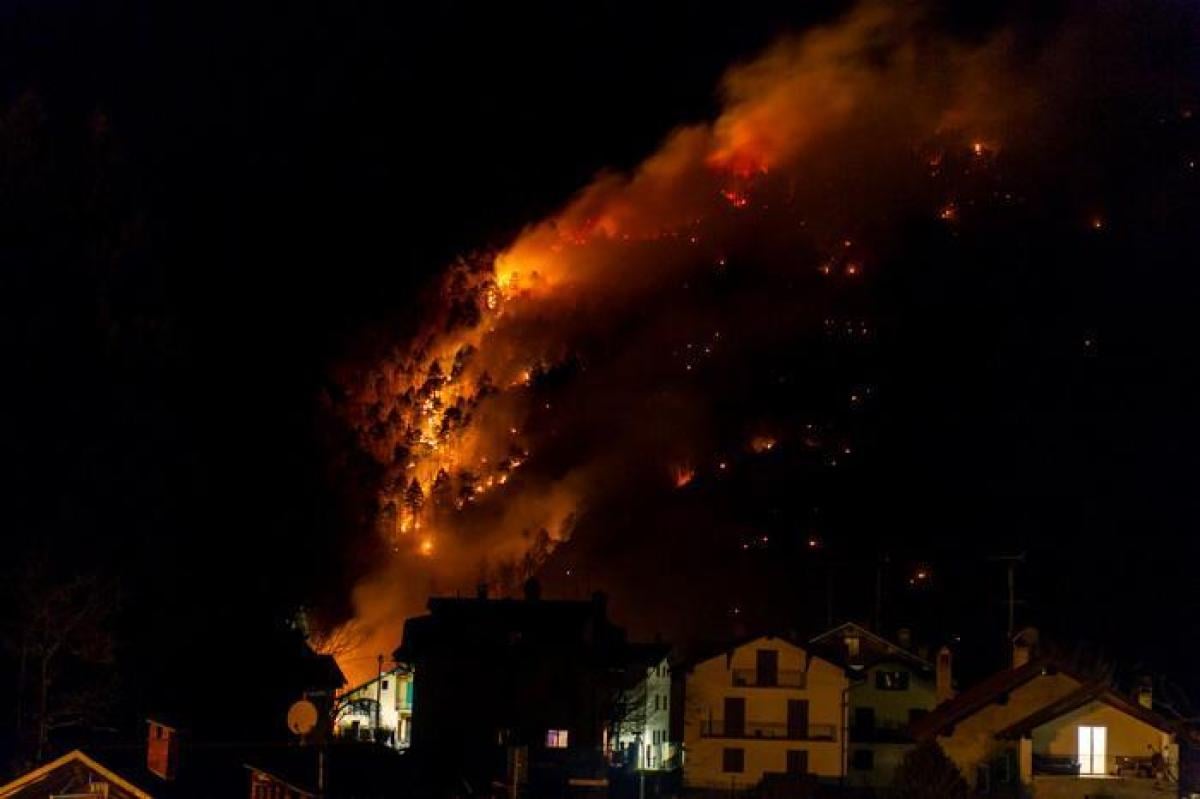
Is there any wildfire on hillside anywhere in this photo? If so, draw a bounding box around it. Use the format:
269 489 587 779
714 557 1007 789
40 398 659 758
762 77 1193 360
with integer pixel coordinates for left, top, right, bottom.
315 1 1161 682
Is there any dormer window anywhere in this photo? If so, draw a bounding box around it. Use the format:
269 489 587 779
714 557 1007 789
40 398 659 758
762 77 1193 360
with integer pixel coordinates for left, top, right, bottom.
875 671 910 691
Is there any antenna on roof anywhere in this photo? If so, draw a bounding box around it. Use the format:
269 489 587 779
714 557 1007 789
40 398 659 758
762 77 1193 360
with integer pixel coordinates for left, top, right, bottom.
989 552 1027 641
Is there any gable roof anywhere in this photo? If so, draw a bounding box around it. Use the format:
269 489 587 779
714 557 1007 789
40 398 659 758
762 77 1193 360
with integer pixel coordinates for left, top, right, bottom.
0 750 154 799
681 633 838 673
395 594 624 663
994 682 1177 739
244 743 412 799
910 657 1081 739
340 664 412 700
808 622 933 671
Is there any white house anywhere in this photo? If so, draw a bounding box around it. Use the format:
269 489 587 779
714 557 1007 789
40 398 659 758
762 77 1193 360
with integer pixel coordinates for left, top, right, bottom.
336 665 414 749
680 634 849 790
614 646 675 771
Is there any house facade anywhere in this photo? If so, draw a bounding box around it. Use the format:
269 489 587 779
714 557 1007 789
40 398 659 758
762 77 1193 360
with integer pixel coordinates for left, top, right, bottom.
681 635 848 790
395 583 656 797
613 647 675 771
335 665 414 749
809 622 943 790
912 630 1178 798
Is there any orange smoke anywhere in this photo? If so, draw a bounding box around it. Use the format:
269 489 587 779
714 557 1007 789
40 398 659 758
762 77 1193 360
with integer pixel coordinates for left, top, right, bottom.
323 1 1055 683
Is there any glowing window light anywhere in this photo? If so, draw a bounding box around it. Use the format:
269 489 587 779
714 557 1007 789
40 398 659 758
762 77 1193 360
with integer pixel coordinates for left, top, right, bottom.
1077 725 1106 775
546 729 569 749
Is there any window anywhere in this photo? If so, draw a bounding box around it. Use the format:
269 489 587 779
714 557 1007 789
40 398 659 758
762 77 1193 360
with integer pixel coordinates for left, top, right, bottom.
1078 726 1107 775
852 749 874 771
875 671 910 691
381 680 389 690
546 729 569 749
845 635 860 658
787 750 808 775
722 748 745 773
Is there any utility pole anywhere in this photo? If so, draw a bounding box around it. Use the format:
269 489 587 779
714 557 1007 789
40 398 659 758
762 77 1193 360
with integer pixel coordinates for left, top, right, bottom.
873 553 889 632
375 654 384 741
989 553 1027 641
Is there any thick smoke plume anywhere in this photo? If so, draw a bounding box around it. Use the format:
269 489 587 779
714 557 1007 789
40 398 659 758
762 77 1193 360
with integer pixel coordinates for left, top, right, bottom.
325 1 1190 681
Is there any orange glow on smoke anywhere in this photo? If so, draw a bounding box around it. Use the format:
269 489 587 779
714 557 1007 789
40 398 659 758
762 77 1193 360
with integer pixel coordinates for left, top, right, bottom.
325 1 1061 683
749 436 778 454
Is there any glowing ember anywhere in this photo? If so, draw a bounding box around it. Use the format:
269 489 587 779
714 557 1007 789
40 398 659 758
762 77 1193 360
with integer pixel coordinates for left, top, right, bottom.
749 436 778 454
672 464 696 488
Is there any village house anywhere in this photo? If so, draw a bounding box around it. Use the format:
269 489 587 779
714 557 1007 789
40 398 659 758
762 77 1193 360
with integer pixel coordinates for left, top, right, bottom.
911 629 1179 798
0 720 255 799
335 664 414 749
679 634 849 791
808 622 944 790
0 718 411 799
395 581 659 797
612 644 676 772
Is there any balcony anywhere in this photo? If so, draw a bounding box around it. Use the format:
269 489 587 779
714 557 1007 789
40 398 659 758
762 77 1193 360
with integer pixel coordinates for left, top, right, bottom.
849 722 913 744
700 720 836 741
731 669 806 688
1033 753 1174 782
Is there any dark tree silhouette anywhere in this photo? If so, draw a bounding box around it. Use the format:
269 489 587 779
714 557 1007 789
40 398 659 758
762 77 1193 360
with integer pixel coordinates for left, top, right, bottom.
891 740 969 799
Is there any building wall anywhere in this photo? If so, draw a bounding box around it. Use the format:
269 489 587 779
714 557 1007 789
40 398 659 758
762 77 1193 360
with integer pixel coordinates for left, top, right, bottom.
616 657 674 770
936 671 1081 788
844 663 938 788
682 636 847 789
852 663 937 729
1031 775 1172 799
337 668 414 749
1032 701 1171 764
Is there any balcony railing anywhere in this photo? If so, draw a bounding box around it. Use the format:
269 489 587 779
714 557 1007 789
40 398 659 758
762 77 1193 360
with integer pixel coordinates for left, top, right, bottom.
1033 753 1174 781
731 669 807 688
700 720 836 741
849 722 913 744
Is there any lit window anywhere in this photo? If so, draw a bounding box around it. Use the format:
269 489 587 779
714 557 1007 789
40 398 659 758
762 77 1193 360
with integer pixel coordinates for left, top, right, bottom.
546 729 569 748
845 635 860 657
1078 726 1107 775
875 671 910 691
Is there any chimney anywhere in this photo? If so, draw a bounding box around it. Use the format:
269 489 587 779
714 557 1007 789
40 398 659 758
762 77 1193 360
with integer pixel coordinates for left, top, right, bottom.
590 590 608 620
936 646 954 704
1137 677 1154 710
146 720 179 781
897 627 912 651
1012 627 1039 669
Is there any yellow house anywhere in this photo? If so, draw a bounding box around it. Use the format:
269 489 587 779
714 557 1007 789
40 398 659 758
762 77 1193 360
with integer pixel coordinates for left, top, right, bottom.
996 682 1178 799
680 635 849 790
912 636 1178 798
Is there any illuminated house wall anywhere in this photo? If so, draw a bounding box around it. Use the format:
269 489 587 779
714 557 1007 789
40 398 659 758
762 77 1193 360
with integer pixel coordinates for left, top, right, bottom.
845 661 937 789
336 666 414 749
938 671 1080 789
681 635 848 789
615 655 675 771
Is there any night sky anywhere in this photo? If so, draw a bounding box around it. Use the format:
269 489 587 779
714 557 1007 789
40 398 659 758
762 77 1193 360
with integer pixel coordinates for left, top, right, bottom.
2 0 1199 761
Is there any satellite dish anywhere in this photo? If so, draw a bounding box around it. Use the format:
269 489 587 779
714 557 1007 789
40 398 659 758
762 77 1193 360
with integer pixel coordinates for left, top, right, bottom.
287 699 319 736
